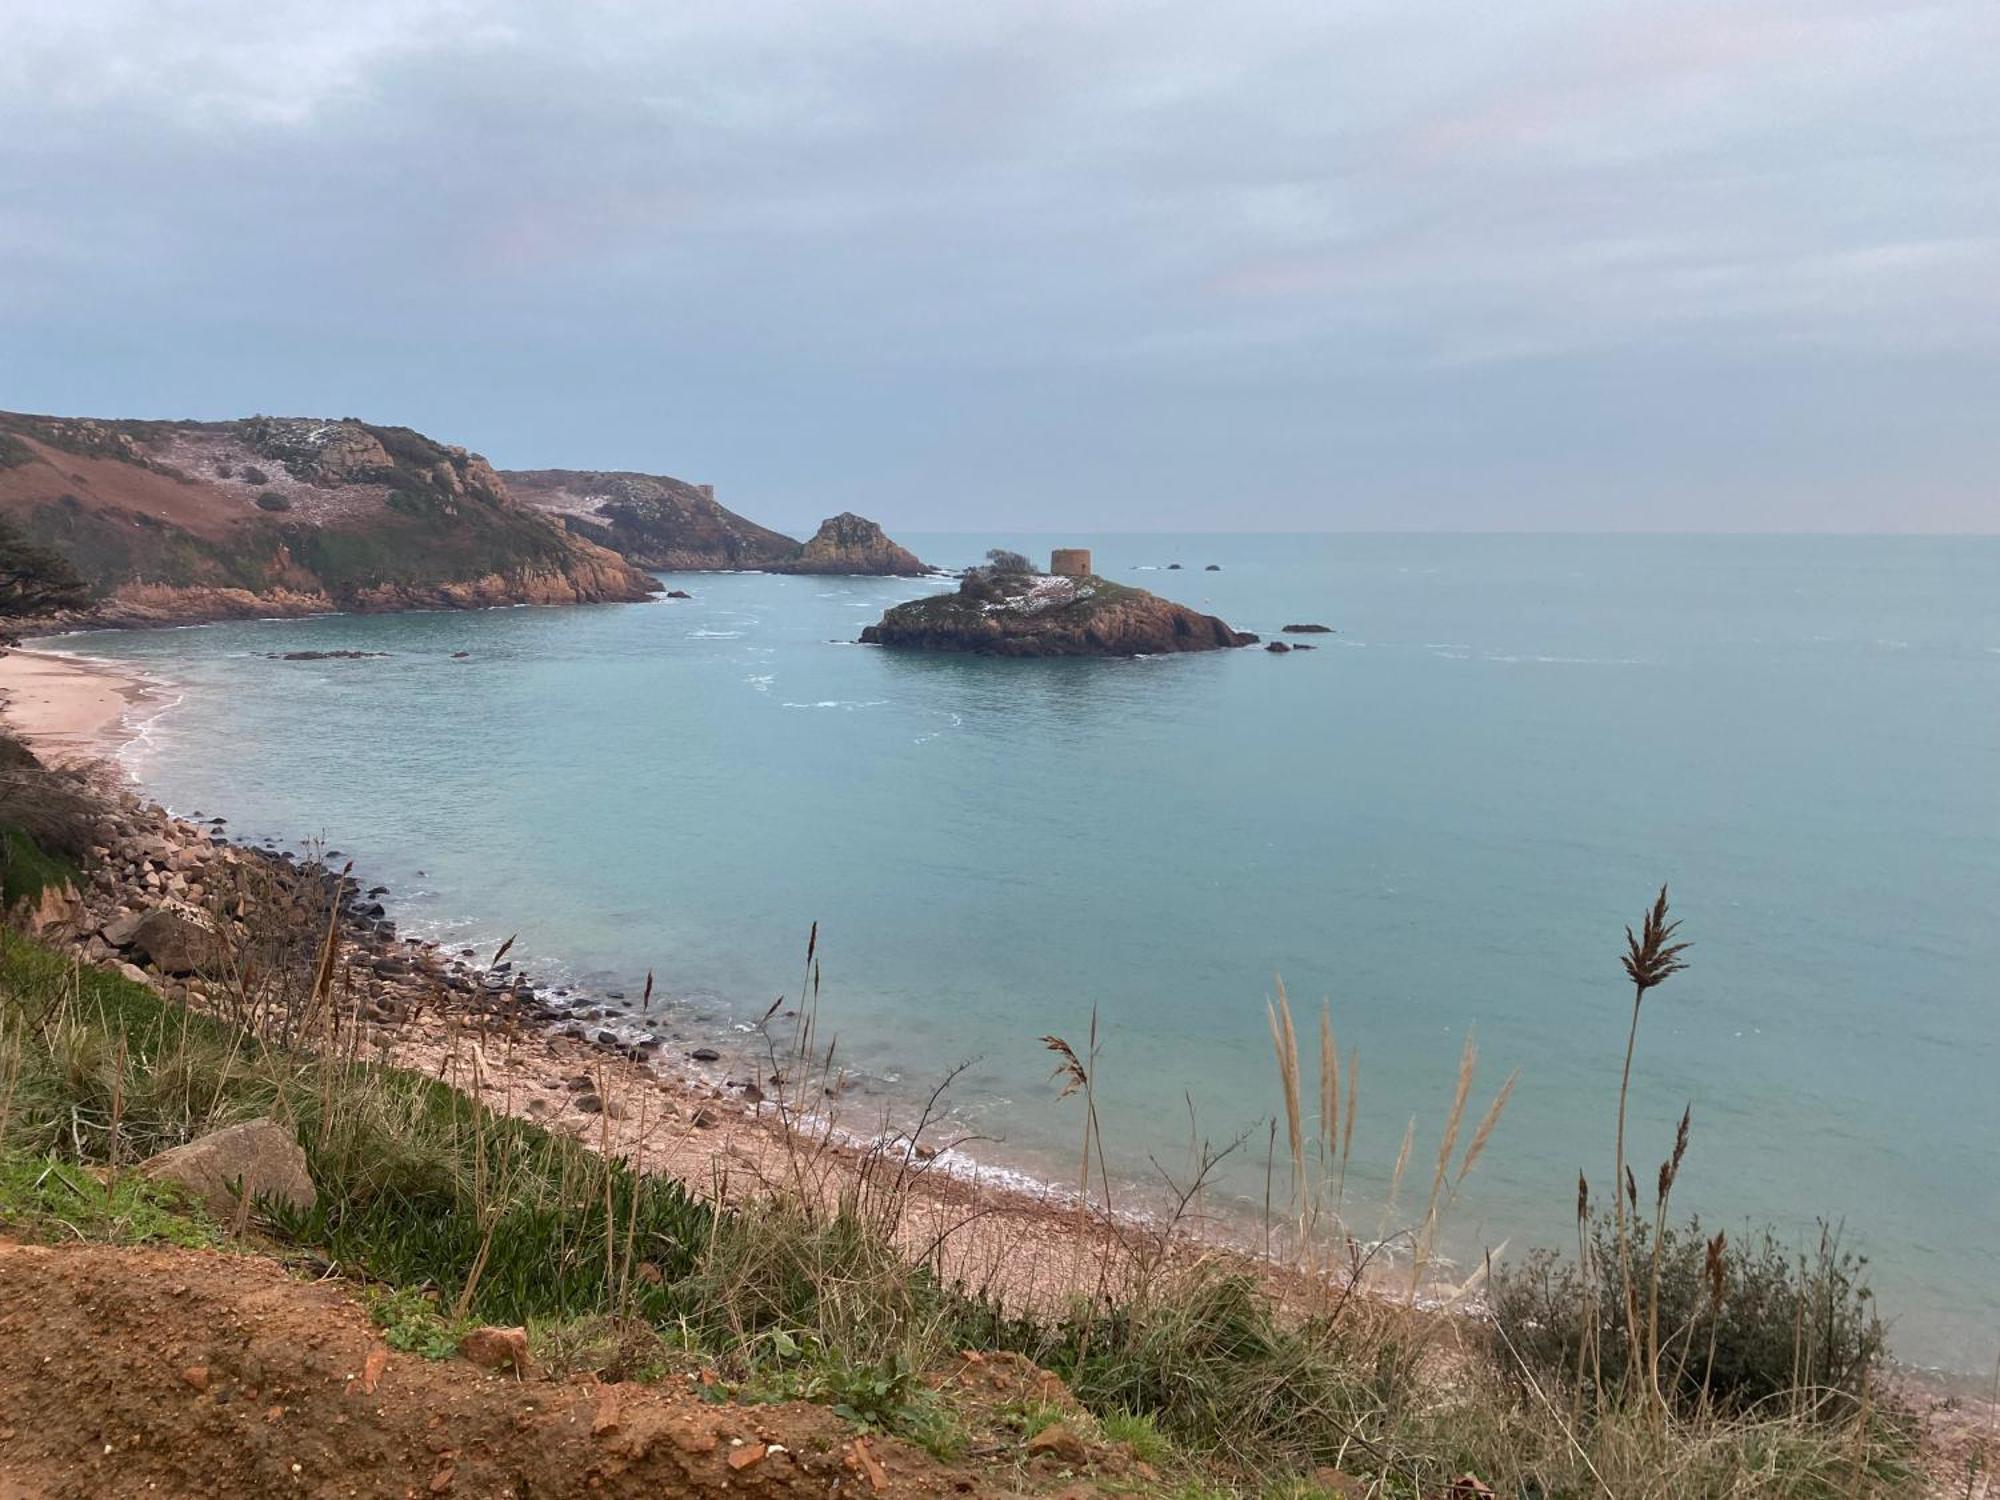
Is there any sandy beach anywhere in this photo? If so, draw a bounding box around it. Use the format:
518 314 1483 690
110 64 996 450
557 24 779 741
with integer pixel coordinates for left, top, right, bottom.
0 646 155 765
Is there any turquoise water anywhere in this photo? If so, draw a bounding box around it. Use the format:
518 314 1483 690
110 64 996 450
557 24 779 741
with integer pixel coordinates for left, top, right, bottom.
65 535 1999 1373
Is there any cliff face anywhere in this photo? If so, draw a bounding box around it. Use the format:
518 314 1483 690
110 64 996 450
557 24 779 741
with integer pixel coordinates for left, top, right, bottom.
860 573 1256 657
770 513 929 576
0 413 660 628
503 469 800 570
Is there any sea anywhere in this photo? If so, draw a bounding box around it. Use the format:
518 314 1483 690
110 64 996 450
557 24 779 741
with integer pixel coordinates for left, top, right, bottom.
55 534 1999 1376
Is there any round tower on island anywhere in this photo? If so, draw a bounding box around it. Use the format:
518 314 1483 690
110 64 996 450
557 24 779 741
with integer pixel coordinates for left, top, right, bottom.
1050 547 1092 578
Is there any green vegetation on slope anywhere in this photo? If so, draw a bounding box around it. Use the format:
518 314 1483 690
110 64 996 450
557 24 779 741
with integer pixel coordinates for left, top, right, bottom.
0 896 1923 1497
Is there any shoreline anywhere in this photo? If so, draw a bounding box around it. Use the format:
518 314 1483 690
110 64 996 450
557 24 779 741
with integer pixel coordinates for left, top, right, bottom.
0 645 166 766
0 639 1185 1311
4 638 1993 1407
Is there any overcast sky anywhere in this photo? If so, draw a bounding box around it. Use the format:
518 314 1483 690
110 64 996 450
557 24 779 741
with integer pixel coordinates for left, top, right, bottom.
3 1 1995 532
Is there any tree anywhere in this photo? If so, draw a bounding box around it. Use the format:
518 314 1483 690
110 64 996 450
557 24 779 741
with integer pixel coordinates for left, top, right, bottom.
0 516 91 621
985 548 1035 575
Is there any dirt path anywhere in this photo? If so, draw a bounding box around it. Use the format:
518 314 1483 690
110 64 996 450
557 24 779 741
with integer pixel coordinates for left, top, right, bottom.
0 1241 1008 1500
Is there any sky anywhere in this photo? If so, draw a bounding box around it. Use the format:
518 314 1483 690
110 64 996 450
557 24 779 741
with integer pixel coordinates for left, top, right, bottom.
2 1 1995 533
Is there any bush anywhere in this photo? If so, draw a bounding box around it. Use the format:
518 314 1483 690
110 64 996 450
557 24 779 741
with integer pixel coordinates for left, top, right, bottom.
0 516 91 618
255 491 291 512
238 465 270 486
985 548 1035 576
1492 1213 1886 1418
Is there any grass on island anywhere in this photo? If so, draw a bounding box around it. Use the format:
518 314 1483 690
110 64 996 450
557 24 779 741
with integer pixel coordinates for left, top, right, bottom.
0 793 1930 1499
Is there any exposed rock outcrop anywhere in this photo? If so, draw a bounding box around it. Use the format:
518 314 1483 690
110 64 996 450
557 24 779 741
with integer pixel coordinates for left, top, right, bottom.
860 573 1254 657
770 514 930 577
505 469 801 570
0 411 660 629
1281 623 1333 634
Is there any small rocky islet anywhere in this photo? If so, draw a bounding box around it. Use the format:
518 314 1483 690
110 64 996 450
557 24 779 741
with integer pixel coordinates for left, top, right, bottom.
860 550 1257 658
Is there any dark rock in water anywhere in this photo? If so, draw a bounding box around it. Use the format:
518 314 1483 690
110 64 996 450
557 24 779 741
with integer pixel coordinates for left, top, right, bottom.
861 572 1255 658
1290 642 1317 650
360 902 386 920
1280 623 1333 634
562 1024 585 1039
1266 641 1292 653
664 589 692 599
595 1029 618 1045
367 885 389 897
450 651 470 659
1205 564 1221 571
267 650 388 661
209 816 226 825
1167 563 1183 569
689 1047 721 1062
606 990 624 1000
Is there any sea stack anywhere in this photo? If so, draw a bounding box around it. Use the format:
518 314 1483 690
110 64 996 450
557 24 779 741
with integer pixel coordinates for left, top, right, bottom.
768 513 931 576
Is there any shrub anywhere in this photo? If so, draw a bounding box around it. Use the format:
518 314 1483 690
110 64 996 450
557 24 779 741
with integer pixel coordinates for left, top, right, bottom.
0 516 91 618
985 548 1035 576
255 491 291 512
238 464 270 486
1492 1213 1887 1418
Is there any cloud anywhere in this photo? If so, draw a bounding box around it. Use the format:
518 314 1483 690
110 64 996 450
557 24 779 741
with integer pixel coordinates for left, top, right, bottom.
1 0 1994 529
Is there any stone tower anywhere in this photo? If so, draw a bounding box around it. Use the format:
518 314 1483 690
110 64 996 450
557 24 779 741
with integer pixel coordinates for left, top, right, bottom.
1050 548 1092 578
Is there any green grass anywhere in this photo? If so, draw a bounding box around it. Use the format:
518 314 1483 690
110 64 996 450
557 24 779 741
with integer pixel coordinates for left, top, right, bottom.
0 825 76 909
0 924 1927 1498
0 1151 219 1248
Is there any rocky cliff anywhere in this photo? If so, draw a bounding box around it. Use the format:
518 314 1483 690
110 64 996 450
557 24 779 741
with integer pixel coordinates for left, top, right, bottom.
860 572 1255 657
503 469 801 570
0 412 660 628
770 513 930 576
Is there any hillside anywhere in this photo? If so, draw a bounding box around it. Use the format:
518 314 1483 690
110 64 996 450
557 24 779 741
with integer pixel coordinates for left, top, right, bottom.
505 468 802 570
0 412 659 628
509 472 930 576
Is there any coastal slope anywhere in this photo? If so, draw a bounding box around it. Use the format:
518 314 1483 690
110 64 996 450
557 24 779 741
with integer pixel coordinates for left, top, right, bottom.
504 468 801 569
0 412 659 628
861 572 1255 656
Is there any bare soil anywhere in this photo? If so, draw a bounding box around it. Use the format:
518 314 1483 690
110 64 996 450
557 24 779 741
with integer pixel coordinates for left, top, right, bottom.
0 1240 1023 1500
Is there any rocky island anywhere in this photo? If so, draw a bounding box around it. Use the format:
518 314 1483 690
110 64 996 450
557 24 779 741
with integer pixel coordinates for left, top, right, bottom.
860 550 1255 657
766 512 930 576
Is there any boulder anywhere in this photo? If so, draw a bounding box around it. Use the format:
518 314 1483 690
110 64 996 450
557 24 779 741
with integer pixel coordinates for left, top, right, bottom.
1280 623 1333 634
1265 641 1292 653
129 905 218 974
139 1118 315 1221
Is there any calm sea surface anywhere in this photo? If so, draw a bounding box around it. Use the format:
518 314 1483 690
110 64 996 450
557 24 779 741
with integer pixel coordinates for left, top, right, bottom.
62 535 1999 1373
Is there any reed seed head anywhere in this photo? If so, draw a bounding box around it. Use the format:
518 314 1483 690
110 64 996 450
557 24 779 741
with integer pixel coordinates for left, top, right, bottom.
1622 884 1690 995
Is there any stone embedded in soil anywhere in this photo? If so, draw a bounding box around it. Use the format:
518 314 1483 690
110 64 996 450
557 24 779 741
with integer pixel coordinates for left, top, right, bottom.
1026 1423 1091 1467
457 1326 529 1377
140 1118 316 1222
